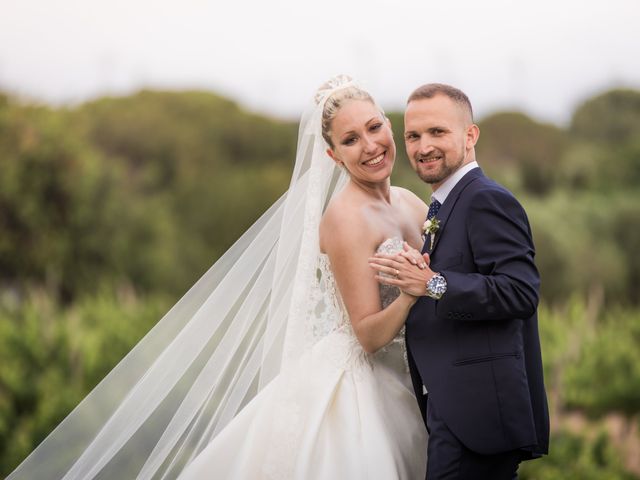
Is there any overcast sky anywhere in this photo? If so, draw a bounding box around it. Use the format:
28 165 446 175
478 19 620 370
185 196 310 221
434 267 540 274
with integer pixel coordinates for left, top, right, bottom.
1 0 639 124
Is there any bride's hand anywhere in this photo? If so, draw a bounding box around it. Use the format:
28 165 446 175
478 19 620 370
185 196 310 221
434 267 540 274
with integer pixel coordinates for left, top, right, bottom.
368 252 434 297
400 241 429 269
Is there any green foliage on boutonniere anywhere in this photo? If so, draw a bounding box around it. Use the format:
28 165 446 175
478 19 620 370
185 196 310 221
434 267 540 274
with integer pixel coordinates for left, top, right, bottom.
422 217 440 249
422 218 440 237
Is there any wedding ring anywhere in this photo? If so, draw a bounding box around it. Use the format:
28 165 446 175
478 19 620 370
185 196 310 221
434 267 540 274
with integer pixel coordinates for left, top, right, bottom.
395 269 400 277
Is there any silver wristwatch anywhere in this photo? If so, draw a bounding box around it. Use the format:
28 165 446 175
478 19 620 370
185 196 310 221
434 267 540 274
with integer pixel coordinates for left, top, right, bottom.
425 273 447 299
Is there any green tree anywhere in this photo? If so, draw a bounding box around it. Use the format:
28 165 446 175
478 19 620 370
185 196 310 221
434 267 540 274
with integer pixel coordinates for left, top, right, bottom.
568 89 640 190
476 112 569 195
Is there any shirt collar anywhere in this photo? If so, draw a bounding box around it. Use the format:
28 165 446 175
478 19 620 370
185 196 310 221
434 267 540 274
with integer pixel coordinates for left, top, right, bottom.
431 161 479 205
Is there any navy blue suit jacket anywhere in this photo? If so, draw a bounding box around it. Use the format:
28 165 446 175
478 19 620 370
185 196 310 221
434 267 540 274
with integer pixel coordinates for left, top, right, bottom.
406 167 549 457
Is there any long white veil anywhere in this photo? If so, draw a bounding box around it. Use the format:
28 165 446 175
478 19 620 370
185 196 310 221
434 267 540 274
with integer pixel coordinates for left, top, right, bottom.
7 76 353 480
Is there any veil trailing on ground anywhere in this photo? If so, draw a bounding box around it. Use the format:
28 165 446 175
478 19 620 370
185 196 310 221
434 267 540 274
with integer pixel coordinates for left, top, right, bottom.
7 76 354 480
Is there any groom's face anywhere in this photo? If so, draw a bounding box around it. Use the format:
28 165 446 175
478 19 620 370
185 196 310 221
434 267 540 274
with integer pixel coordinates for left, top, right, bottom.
404 94 476 189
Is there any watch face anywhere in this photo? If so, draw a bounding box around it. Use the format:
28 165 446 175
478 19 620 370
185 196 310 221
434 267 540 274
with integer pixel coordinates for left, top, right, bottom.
429 274 447 295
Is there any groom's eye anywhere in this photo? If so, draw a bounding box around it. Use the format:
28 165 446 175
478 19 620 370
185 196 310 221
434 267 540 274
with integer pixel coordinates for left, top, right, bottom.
405 133 418 141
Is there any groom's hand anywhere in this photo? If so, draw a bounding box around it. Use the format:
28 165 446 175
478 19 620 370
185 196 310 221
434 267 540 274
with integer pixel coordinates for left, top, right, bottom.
368 252 435 297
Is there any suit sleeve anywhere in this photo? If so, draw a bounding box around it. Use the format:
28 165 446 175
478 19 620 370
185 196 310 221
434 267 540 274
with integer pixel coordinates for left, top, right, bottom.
436 187 540 322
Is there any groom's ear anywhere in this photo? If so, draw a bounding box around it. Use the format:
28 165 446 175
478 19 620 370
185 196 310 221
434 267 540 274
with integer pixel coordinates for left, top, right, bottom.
466 124 480 148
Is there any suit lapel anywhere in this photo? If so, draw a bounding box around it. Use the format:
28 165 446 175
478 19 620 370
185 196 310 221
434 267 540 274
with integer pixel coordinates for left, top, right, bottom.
426 167 484 256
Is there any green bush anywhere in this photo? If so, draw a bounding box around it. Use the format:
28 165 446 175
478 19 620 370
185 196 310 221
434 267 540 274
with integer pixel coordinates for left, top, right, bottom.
563 308 640 416
0 291 169 475
520 430 637 480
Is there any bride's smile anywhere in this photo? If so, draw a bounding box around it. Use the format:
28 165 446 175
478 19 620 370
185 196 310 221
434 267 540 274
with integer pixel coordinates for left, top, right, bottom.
325 99 396 185
363 151 386 167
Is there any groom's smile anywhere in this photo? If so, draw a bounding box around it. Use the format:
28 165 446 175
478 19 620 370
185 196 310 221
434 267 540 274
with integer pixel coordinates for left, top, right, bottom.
416 152 444 164
404 94 478 189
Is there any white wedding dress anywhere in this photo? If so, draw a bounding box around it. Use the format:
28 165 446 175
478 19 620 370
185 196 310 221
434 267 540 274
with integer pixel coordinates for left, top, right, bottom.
178 237 427 479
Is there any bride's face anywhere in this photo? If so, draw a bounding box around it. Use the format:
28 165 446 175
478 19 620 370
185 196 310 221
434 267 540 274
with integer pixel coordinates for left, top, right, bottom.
327 100 395 183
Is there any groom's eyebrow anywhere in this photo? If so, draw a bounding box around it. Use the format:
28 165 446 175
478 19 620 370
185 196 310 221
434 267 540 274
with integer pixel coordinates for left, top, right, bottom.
404 125 449 136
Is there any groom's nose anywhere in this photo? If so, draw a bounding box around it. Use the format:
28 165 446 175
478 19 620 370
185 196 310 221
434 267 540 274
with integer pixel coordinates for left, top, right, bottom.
418 136 435 155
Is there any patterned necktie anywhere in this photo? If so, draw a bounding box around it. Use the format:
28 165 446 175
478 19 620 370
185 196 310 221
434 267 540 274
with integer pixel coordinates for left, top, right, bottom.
424 199 441 253
427 199 441 220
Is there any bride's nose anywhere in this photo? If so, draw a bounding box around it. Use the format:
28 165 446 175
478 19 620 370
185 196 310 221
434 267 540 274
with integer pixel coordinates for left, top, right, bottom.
362 134 377 154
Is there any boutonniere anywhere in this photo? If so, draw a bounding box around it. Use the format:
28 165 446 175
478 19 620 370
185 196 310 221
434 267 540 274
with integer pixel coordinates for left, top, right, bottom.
422 218 440 250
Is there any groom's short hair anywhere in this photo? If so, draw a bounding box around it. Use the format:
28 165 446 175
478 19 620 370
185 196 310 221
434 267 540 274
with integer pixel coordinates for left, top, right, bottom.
407 83 474 122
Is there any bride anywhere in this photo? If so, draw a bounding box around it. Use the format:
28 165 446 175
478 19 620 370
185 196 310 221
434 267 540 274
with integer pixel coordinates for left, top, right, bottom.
8 76 428 479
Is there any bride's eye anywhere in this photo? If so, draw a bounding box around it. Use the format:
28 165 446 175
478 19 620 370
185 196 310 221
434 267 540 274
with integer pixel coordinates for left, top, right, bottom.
370 123 382 132
342 136 357 146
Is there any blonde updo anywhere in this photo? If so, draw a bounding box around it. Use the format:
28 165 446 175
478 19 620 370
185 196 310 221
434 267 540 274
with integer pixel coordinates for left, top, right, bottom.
315 75 383 148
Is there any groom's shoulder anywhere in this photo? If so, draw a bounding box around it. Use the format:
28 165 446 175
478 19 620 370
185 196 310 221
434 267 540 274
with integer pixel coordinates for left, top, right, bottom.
464 174 526 212
472 175 515 196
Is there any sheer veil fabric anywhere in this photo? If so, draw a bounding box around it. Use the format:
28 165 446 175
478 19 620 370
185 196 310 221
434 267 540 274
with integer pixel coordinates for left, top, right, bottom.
8 77 354 480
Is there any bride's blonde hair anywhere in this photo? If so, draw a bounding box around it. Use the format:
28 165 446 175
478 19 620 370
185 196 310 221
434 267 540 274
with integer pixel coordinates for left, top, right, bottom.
316 75 383 148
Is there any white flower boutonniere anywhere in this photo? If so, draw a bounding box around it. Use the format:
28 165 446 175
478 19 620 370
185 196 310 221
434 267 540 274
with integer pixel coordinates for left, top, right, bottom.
422 217 440 250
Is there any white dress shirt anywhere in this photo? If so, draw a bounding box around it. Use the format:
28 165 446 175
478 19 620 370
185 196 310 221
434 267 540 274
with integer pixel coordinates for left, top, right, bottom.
431 161 479 205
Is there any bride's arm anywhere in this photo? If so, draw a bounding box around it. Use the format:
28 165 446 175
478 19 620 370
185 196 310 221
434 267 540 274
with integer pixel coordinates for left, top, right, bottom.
321 213 417 354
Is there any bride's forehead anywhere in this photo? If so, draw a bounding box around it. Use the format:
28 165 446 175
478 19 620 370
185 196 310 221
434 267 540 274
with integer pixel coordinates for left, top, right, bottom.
333 100 380 127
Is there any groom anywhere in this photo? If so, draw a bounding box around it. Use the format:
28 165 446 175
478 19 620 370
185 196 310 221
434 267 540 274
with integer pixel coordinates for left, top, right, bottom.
374 84 549 479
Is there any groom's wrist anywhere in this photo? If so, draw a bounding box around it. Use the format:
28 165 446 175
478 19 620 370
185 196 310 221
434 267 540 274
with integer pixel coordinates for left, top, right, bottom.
424 272 447 300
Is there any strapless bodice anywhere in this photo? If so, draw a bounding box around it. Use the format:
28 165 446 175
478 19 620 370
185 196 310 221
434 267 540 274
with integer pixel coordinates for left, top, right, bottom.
374 237 405 309
317 237 403 328
316 237 406 360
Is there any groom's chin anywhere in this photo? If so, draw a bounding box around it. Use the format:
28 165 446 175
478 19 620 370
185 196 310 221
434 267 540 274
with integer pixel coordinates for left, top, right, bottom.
416 172 441 185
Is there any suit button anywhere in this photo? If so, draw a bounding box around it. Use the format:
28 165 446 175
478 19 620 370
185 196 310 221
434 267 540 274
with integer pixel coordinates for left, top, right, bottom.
466 313 472 320
447 312 453 319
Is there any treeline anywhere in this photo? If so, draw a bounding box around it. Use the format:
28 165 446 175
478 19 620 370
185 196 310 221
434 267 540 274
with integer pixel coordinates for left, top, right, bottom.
1 87 640 478
2 88 639 306
0 90 297 303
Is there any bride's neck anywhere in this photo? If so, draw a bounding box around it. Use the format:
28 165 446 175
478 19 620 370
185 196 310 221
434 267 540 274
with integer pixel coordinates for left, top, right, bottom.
348 177 392 203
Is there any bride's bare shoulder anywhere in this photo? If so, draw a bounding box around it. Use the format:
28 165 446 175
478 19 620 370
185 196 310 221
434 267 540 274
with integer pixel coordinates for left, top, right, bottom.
392 186 427 209
320 191 372 254
391 186 428 220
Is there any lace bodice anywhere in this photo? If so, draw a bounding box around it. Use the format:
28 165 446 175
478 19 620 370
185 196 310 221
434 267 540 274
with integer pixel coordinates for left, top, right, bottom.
313 237 405 341
375 237 406 309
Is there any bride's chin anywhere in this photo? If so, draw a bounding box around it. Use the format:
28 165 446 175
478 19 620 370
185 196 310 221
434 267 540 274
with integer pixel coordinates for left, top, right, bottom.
366 172 393 185
365 161 394 178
